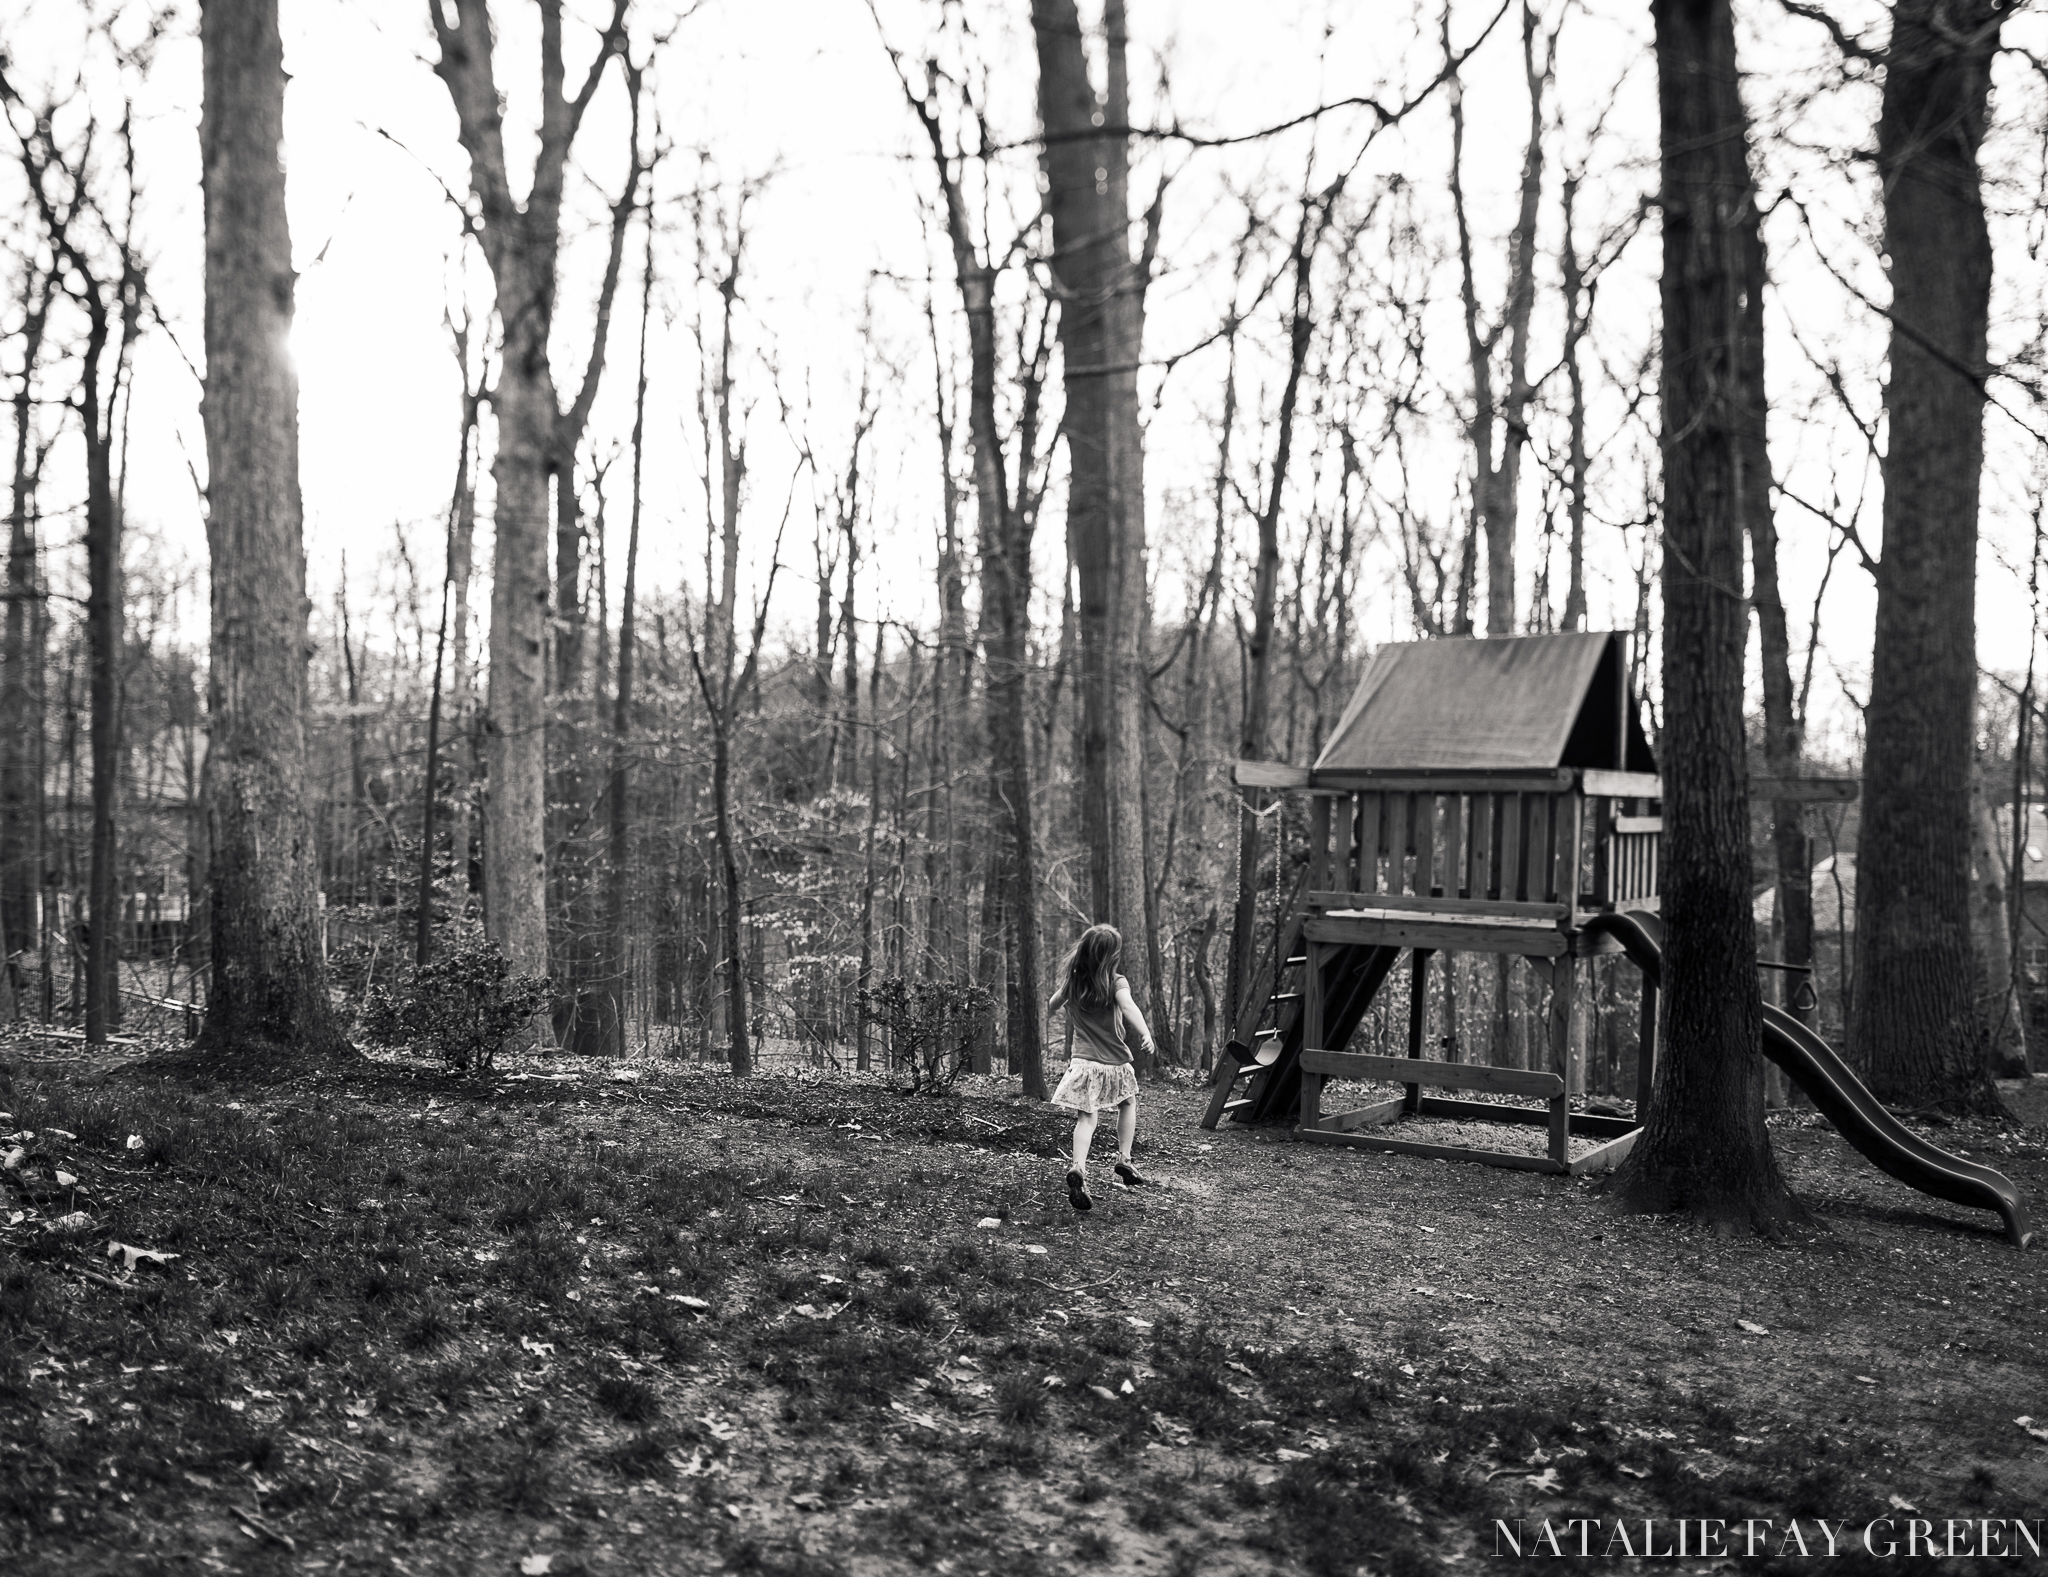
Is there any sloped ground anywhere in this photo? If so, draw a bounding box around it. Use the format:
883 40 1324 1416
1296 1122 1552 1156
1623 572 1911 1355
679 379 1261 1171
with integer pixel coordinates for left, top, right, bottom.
2 1039 2045 1576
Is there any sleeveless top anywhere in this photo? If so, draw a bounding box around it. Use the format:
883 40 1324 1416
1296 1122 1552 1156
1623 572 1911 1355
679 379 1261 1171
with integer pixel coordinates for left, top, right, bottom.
1067 973 1133 1067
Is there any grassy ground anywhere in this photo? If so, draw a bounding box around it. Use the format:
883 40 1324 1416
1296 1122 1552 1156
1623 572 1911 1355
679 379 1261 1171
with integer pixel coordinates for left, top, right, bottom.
2 1039 2046 1576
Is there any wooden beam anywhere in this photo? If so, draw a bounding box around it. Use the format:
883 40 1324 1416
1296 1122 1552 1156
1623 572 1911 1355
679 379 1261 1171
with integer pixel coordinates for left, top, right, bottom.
1295 1126 1568 1173
1320 1096 1405 1132
1580 770 1662 798
1233 761 1311 789
1308 891 1569 922
1300 943 1325 1130
1749 776 1860 802
1566 1129 1641 1175
1303 914 1569 958
1417 1095 1640 1139
1300 1048 1565 1098
1310 767 1575 793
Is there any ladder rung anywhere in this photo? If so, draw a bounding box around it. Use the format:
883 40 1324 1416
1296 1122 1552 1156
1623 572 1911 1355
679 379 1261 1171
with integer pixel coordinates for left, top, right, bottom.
1221 1098 1255 1112
1270 992 1302 1006
1284 954 1307 966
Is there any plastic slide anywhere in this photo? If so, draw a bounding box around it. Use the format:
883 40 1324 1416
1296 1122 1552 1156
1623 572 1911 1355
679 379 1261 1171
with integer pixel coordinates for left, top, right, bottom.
1584 910 2033 1249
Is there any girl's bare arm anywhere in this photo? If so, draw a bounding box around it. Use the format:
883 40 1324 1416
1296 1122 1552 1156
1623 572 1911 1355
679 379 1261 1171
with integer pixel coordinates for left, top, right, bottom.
1114 980 1156 1054
1048 984 1069 1014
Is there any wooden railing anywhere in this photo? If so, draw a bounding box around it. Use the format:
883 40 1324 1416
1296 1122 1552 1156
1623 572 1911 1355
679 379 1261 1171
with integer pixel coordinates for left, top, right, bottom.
1300 770 1664 920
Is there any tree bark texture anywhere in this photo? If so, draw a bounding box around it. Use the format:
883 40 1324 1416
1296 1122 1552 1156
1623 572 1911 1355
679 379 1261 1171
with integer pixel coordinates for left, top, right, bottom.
1611 0 1800 1230
197 0 348 1058
1032 0 1152 1027
430 0 628 1005
2 265 52 962
1850 0 2008 1116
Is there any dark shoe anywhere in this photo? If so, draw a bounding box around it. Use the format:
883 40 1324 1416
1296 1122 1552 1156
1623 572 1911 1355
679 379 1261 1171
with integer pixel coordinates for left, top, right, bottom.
1114 1161 1150 1188
1065 1168 1094 1212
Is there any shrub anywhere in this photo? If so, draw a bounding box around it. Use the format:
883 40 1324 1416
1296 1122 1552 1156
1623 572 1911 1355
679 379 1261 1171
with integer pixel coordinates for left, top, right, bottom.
857 978 995 1095
360 935 551 1074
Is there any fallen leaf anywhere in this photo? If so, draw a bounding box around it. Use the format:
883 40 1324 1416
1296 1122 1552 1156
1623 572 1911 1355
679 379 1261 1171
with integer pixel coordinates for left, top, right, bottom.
1524 1468 1565 1493
1 1148 23 1172
1888 1494 1919 1513
1398 1363 1416 1377
667 1294 711 1309
125 1135 143 1151
342 1400 373 1418
1853 1375 1877 1386
1025 1245 1048 1255
46 1211 93 1234
2017 1416 2048 1442
520 1336 556 1358
47 1129 76 1141
104 1240 181 1274
1417 1225 1437 1233
1275 1448 1310 1462
1413 1287 1438 1295
520 1556 554 1576
54 1171 77 1188
1618 1465 1649 1479
789 1492 824 1511
1119 1379 1135 1395
975 1217 1002 1230
1737 1320 1769 1336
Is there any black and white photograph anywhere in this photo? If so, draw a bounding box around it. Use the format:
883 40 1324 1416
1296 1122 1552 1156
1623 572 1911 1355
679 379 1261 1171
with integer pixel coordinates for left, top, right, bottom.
1 0 2046 1569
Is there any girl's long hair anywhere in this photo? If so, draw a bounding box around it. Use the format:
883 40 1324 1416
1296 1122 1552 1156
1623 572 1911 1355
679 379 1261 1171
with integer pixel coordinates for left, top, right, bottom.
1062 924 1122 1012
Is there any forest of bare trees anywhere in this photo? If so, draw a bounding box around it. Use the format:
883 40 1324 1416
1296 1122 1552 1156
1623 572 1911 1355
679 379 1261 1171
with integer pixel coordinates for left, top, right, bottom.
5 0 2048 1218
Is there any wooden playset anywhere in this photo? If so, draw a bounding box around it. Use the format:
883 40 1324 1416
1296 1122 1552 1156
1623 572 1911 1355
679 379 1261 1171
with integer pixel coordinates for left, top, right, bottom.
1206 631 1667 1174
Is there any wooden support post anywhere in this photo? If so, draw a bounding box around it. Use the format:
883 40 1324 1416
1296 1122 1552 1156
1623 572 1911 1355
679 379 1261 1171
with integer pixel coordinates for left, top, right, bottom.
1298 942 1325 1130
1636 971 1658 1118
1308 795 1330 896
1547 954 1576 1166
1226 787 1265 1037
1405 948 1432 1115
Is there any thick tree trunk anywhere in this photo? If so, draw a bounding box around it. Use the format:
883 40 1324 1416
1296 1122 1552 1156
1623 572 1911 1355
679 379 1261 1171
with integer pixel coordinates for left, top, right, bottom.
2 268 51 966
431 0 631 1028
1849 0 2008 1116
482 328 554 992
1032 0 1152 1030
196 0 348 1060
1610 0 1800 1231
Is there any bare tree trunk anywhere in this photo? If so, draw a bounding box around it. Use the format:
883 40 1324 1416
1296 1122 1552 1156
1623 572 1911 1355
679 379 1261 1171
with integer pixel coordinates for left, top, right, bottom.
1970 773 2027 1074
196 0 348 1059
1611 0 1800 1231
1559 172 1591 633
856 623 885 1073
1448 0 1549 639
1226 180 1328 1040
603 195 653 1060
1032 0 1154 1030
430 0 632 1017
2 264 52 967
1850 0 2009 1116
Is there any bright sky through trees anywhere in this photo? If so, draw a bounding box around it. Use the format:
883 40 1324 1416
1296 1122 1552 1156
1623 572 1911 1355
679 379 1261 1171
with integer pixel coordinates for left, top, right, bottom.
6 0 2047 762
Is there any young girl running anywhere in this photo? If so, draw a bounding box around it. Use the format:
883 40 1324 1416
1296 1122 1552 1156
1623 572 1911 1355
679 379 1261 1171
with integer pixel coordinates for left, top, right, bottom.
1047 923 1156 1212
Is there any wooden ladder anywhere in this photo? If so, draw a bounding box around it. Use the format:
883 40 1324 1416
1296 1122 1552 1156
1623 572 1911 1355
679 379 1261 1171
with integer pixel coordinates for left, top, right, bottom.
1201 948 1307 1129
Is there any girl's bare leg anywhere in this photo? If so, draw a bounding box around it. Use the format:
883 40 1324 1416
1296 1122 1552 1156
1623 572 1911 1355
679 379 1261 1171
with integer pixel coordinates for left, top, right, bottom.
1070 1111 1099 1171
1115 1097 1137 1162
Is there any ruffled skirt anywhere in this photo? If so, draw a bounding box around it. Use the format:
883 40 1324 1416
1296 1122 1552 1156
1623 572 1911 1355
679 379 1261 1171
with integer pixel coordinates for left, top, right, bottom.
1051 1058 1139 1114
